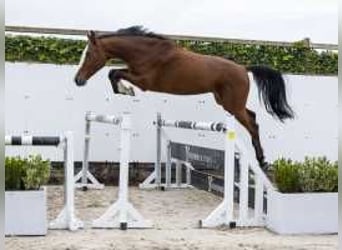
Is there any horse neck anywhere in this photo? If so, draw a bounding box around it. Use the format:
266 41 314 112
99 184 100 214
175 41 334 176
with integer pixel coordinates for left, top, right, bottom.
101 37 173 66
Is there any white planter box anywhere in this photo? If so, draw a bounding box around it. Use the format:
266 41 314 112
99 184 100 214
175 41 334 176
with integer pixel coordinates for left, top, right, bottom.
266 190 338 235
5 187 47 236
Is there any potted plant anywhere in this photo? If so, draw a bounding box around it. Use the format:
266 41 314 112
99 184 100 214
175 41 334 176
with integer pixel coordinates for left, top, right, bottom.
266 157 338 234
5 154 51 236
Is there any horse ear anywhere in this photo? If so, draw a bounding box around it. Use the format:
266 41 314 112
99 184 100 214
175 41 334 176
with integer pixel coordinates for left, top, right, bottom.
87 30 97 45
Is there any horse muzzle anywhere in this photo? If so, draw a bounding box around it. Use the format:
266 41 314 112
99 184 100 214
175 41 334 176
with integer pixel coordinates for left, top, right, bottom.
74 77 87 87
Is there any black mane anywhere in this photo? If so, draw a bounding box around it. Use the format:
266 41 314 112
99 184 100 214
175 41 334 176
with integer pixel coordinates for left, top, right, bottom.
99 26 168 40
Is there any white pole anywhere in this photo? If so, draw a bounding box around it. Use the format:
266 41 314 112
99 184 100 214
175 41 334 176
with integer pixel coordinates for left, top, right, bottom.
238 152 249 226
254 174 264 226
200 114 237 228
208 176 213 192
186 166 191 186
156 113 162 189
223 114 236 224
176 160 181 187
65 131 77 231
165 140 172 189
82 117 91 187
185 145 191 186
118 113 131 229
49 132 83 231
5 134 83 231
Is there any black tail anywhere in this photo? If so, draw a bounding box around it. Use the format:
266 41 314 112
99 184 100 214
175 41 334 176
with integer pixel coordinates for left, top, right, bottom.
247 65 294 122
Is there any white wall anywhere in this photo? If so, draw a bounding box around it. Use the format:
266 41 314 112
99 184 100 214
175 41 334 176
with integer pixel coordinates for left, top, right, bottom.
5 63 338 162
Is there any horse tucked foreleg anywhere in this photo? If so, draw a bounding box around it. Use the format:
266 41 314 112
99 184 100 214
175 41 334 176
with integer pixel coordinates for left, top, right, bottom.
108 69 129 94
115 71 148 91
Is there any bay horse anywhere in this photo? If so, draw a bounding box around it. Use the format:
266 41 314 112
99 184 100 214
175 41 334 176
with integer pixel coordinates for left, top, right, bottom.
74 26 294 169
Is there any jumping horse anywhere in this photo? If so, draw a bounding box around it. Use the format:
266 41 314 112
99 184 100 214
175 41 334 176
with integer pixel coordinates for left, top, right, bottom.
74 26 294 169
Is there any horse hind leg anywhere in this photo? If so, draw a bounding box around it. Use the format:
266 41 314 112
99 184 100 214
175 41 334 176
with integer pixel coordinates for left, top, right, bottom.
234 109 267 169
246 109 267 168
214 81 267 169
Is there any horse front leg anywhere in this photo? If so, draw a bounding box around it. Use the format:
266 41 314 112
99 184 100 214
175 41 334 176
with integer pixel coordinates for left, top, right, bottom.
115 71 149 92
108 69 129 94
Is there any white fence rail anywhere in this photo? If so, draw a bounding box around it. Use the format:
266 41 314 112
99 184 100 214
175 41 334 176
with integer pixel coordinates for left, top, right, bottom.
5 25 338 50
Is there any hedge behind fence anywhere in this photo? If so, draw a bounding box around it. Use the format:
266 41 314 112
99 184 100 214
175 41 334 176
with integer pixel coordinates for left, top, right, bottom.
5 35 338 75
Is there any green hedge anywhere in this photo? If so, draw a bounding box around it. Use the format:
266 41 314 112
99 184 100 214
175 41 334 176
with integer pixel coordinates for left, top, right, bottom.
5 35 338 75
5 155 51 191
272 157 338 193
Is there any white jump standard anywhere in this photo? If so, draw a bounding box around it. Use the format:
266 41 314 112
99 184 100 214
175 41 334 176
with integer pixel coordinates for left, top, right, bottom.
5 132 83 231
157 113 237 227
142 112 274 228
74 111 122 190
89 112 152 230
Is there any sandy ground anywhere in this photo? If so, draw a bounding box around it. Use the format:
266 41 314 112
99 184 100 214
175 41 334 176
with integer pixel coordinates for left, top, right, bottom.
5 186 338 250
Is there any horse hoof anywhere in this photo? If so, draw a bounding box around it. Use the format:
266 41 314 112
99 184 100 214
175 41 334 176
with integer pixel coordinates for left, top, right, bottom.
108 69 118 79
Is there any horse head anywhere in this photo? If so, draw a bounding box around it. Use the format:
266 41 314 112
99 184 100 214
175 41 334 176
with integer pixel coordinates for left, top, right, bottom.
74 31 107 86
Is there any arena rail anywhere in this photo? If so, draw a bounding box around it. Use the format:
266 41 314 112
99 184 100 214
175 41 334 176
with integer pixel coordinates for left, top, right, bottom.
5 25 338 50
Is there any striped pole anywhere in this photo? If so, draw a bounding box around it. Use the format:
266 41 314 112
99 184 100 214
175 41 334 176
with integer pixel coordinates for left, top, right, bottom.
161 120 227 133
5 135 61 146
